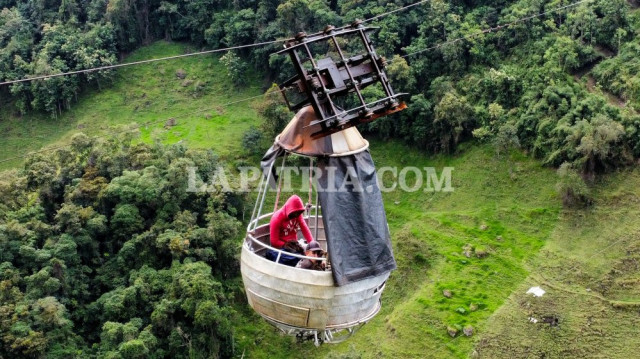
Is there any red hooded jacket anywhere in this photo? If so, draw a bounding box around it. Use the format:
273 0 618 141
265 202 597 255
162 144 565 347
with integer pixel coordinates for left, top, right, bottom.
270 195 313 248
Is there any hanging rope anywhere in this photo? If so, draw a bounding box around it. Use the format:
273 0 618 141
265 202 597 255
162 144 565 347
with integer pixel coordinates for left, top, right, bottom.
273 153 288 212
0 40 286 86
361 0 431 24
307 158 314 210
397 0 593 61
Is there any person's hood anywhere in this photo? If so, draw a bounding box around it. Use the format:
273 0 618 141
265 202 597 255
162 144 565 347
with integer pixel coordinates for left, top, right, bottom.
283 195 305 217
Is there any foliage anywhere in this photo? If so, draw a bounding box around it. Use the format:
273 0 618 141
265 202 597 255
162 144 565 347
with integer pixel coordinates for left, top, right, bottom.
1 9 117 116
433 90 474 153
0 131 244 358
592 41 640 111
256 83 292 140
219 51 248 87
555 162 593 208
242 126 264 156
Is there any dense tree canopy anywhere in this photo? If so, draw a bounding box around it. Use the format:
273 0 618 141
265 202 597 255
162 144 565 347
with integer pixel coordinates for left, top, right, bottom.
0 130 244 358
1 0 639 356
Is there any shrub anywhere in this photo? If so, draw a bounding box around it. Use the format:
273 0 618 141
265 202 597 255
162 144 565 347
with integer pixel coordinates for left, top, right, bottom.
555 162 593 208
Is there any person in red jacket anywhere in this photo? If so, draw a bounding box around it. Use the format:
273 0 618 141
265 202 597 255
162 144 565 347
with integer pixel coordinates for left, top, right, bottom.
266 195 314 266
270 195 314 248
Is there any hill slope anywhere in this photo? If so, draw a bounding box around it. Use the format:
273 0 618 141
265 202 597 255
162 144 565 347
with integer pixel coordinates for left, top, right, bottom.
2 34 640 358
0 41 263 171
474 169 640 358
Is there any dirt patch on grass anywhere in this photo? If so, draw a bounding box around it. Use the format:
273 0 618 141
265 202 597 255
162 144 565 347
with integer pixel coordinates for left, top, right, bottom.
474 283 640 358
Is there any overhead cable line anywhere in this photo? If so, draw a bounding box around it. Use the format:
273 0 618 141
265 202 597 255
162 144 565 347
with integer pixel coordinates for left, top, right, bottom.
0 40 286 86
0 0 431 87
399 0 593 60
0 0 589 85
361 0 432 24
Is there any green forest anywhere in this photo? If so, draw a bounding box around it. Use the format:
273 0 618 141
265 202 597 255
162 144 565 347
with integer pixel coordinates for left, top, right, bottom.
1 0 640 358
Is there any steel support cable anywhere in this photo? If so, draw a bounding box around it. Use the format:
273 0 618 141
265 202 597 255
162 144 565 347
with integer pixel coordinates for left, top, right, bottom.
0 0 432 87
361 0 432 24
0 0 586 85
398 0 593 60
0 40 285 86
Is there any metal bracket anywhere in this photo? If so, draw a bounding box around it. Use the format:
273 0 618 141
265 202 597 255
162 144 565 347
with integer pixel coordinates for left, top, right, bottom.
276 21 407 139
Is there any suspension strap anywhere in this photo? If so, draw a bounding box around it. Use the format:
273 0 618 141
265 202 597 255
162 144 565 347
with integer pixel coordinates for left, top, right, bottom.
273 153 287 212
307 158 313 209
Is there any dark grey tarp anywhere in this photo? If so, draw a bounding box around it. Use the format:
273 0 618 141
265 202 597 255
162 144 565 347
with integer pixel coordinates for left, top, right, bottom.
317 151 396 286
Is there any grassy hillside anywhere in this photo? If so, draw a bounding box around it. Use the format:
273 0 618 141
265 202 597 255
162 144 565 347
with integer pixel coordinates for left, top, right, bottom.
2 39 640 358
474 168 640 358
0 41 263 171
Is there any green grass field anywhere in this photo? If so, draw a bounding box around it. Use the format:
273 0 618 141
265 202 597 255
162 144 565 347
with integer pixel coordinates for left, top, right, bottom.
0 41 264 170
2 41 640 358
